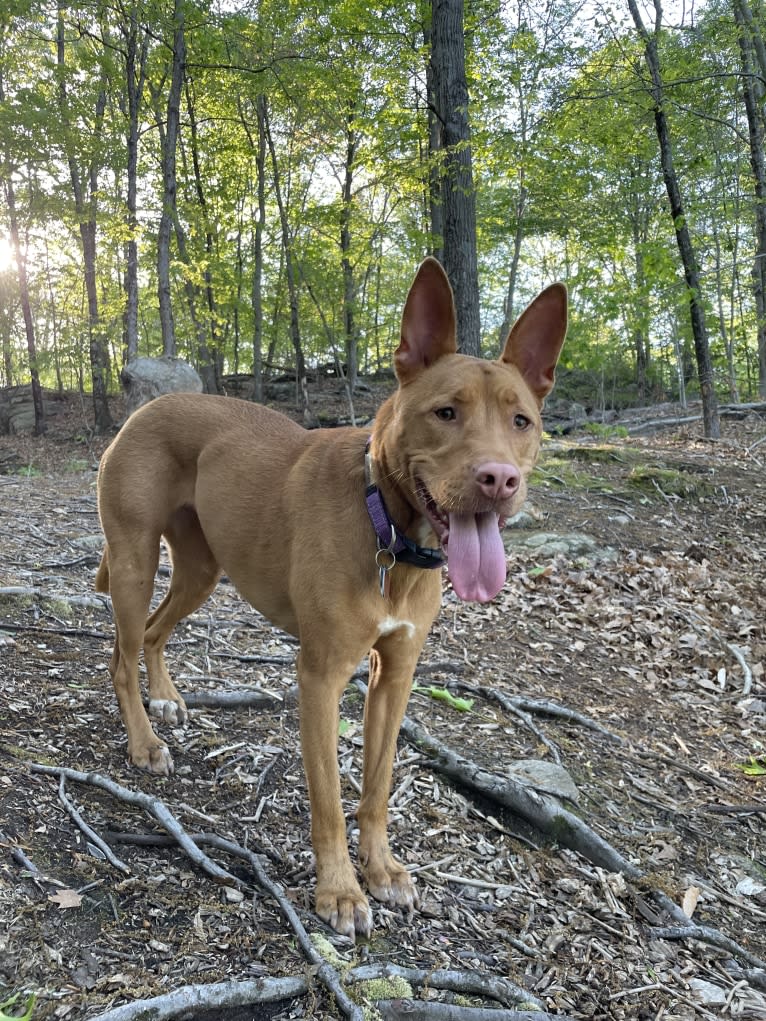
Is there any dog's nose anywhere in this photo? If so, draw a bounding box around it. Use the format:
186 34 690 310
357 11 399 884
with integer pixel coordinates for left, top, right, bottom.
474 462 521 502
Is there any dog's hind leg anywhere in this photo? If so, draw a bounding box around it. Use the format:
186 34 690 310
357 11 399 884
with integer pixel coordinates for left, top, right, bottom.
105 533 175 774
143 506 221 726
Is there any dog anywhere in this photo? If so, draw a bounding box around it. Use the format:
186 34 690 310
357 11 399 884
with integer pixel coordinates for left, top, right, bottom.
95 258 567 939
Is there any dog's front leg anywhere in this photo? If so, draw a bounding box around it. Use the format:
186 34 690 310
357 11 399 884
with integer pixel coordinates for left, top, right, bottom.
357 627 427 916
298 650 372 941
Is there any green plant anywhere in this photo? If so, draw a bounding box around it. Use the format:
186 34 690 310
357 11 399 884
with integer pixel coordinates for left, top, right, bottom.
0 991 37 1021
583 421 629 439
413 685 473 712
735 756 766 778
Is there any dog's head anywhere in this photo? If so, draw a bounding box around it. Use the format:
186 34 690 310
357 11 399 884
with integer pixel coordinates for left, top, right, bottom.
375 257 567 603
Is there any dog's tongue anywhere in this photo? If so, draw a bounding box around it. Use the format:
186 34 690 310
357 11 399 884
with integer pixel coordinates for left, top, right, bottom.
446 511 507 603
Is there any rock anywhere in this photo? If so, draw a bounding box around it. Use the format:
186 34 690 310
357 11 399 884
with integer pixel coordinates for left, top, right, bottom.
689 979 727 1006
0 383 63 435
507 759 580 803
543 398 587 434
505 530 616 562
505 510 540 530
121 356 203 416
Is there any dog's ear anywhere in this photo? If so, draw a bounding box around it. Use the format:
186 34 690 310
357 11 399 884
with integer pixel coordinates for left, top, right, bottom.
500 282 567 402
395 258 457 383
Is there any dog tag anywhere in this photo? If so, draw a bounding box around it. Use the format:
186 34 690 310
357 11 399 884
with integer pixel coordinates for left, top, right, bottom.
375 543 396 599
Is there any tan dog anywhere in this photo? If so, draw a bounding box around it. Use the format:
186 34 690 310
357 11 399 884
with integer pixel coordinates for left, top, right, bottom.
96 258 567 939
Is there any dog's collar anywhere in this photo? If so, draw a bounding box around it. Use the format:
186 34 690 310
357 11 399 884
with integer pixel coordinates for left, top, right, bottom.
364 439 445 571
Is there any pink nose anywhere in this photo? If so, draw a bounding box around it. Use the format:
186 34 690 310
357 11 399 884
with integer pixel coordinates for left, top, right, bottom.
474 462 521 502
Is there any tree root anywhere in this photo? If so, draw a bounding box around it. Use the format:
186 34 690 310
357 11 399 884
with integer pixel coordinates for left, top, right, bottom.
88 976 310 1021
380 696 766 977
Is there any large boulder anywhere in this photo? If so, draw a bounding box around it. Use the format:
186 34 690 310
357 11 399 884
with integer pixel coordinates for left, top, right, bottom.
121 356 203 416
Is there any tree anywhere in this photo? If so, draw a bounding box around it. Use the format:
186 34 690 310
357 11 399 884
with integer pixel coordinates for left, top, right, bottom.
430 0 480 356
54 1 113 431
627 0 720 438
119 1 150 363
155 0 185 360
735 0 766 397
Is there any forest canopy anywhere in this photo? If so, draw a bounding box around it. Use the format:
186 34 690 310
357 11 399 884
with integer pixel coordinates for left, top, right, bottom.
1 0 765 429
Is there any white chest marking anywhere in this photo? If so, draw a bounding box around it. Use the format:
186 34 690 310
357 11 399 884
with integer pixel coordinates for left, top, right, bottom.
378 616 416 639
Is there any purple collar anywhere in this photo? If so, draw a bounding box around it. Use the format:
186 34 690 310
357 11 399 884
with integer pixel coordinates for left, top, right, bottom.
364 441 444 571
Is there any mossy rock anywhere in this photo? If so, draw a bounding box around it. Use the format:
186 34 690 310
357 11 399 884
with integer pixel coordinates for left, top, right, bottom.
628 465 716 499
551 444 642 465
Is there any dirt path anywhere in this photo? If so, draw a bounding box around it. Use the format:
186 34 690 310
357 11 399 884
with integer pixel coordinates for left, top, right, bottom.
0 399 765 1019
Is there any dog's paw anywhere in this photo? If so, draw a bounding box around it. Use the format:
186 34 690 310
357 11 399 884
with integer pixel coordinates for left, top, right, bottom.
148 698 188 726
316 888 373 941
130 741 174 776
367 865 419 914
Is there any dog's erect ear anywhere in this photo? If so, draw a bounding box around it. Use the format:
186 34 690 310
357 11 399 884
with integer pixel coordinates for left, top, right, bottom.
395 257 458 383
500 282 567 403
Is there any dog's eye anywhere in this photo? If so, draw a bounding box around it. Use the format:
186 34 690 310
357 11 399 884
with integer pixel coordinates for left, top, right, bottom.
514 414 531 430
435 407 456 421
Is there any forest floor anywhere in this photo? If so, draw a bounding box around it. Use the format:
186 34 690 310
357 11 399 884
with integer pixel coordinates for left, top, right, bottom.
0 383 765 1021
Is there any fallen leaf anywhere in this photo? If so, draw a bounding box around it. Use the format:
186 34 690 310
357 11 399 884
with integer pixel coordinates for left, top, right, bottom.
48 888 83 909
682 885 700 918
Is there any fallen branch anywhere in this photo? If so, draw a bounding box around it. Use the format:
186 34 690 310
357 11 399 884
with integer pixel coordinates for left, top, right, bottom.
395 706 644 880
346 964 546 1013
371 695 766 975
649 926 766 974
30 767 362 1021
88 976 309 1021
174 688 281 709
30 765 239 887
455 682 625 754
376 1004 558 1021
56 774 129 874
624 402 766 435
177 834 363 1021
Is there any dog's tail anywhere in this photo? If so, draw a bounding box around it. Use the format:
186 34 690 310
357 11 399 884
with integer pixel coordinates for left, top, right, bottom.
95 547 110 594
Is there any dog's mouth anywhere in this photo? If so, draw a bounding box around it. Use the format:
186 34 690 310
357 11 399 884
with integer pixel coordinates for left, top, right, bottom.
416 480 507 604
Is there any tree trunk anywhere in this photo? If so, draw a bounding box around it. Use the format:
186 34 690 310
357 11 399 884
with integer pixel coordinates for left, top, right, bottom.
4 174 45 434
735 0 766 398
627 0 719 437
340 106 359 394
56 4 112 432
497 181 527 349
186 78 221 379
122 12 149 363
430 0 481 356
263 100 314 425
629 168 651 401
252 94 267 402
422 19 443 261
156 0 186 359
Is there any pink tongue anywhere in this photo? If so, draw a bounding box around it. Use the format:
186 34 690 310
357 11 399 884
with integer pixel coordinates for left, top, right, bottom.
446 511 507 602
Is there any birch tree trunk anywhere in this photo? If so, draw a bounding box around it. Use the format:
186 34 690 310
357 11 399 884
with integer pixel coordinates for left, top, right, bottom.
628 0 720 437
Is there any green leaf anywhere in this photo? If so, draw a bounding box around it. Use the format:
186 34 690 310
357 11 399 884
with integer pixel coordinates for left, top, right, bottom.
0 992 37 1021
426 687 474 713
338 719 351 737
735 756 766 778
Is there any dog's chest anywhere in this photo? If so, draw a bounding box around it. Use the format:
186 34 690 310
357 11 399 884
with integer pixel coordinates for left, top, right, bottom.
377 615 416 639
